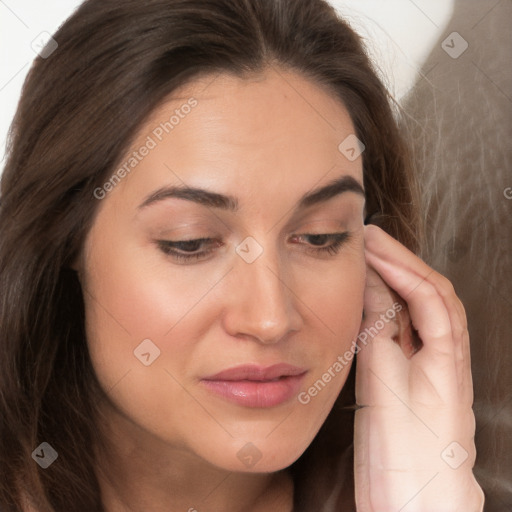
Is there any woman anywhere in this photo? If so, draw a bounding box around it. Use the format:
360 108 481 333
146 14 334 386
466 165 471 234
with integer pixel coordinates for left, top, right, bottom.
0 0 485 510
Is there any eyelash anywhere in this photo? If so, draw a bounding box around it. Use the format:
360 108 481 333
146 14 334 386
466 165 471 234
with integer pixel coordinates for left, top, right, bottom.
157 232 351 263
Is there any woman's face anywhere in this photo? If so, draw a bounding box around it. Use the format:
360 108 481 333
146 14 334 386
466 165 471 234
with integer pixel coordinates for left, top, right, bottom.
78 67 366 473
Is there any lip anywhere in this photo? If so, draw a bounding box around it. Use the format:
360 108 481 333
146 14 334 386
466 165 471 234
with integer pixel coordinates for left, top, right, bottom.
201 364 307 408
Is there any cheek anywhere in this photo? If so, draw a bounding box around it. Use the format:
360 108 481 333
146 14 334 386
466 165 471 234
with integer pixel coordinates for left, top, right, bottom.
82 219 219 346
296 247 366 346
315 262 364 330
81 221 247 419
292 248 366 404
81 232 224 446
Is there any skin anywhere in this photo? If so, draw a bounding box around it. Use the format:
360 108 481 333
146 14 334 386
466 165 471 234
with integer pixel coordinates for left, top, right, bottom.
355 228 484 511
75 68 367 511
72 66 484 511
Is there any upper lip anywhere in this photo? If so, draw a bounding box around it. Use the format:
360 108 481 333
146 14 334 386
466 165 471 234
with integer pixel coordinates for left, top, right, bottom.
203 363 307 381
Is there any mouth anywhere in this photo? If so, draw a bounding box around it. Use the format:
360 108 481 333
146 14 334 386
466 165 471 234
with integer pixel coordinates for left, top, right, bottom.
201 363 308 408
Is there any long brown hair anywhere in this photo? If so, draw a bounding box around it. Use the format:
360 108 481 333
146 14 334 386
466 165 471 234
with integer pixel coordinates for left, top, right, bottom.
0 1 421 510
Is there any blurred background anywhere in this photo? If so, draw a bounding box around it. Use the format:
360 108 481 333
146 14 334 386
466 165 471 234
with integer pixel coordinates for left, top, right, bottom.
1 1 510 510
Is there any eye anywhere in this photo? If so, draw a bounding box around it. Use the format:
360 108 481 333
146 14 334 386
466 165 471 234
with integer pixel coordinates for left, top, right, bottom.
290 232 350 256
157 237 221 263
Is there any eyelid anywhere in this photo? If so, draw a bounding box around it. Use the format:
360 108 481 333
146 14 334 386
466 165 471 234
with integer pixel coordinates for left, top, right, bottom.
291 218 345 229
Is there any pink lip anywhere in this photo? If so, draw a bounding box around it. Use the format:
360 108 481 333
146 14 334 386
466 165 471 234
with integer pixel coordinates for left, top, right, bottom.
201 364 307 408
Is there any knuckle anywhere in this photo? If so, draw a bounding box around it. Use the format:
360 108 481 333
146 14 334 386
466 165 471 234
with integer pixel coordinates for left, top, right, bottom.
432 273 455 297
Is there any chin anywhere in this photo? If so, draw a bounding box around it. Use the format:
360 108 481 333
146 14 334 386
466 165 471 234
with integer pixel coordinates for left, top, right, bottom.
194 430 313 474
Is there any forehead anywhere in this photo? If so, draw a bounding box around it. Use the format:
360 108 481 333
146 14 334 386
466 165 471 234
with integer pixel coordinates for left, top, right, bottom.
143 67 357 151
107 67 363 213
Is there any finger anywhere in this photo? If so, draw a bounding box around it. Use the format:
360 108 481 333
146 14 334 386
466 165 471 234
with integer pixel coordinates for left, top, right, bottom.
362 264 401 342
364 225 467 333
355 321 410 407
364 258 422 359
357 261 411 406
364 226 472 400
364 226 467 354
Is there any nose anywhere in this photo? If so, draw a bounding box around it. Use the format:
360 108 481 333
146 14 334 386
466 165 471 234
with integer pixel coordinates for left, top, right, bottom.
221 243 303 345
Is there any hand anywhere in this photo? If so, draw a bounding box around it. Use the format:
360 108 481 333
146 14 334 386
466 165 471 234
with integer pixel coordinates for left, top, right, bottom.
353 225 485 512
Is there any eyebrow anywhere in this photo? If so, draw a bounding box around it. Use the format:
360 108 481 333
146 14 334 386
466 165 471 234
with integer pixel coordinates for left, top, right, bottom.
137 175 365 213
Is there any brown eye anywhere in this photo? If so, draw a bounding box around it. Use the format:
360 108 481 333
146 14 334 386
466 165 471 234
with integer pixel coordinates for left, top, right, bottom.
290 232 350 256
157 238 221 262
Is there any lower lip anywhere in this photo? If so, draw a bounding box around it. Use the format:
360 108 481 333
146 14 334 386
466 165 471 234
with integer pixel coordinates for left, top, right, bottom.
201 373 306 408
